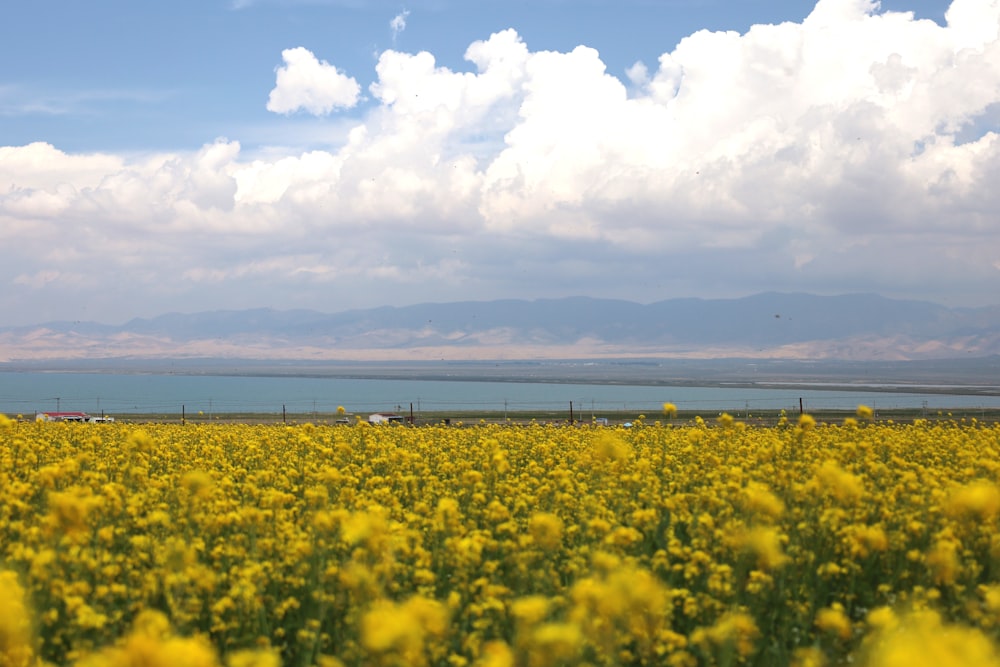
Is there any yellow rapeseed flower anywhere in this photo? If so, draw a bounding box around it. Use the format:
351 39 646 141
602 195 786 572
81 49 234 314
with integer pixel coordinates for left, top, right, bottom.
692 610 759 660
927 537 962 586
226 648 281 667
0 570 37 667
46 486 101 536
792 646 828 667
528 622 583 666
360 595 448 664
340 508 388 547
946 480 1000 520
860 608 1000 667
733 525 788 570
982 584 1000 619
845 524 889 558
126 429 154 453
360 599 423 654
742 482 785 520
814 460 864 504
510 596 551 626
181 470 215 500
528 512 564 551
865 606 898 632
593 433 630 462
476 641 514 667
77 610 220 667
435 497 462 532
815 603 852 640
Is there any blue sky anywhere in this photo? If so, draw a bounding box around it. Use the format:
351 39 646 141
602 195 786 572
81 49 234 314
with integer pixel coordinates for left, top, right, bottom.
1 0 995 328
3 0 951 153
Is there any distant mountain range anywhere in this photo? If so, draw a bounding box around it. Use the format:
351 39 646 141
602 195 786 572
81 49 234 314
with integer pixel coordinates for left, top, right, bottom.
2 293 999 362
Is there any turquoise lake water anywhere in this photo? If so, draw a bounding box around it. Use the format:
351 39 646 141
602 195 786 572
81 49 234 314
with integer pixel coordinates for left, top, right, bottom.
2 371 999 417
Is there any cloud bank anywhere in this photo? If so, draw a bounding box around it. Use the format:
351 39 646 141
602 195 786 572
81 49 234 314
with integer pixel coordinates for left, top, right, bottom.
2 0 1000 325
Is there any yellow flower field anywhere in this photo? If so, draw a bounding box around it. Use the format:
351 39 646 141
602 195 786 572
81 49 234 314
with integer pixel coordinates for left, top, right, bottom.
3 411 1000 666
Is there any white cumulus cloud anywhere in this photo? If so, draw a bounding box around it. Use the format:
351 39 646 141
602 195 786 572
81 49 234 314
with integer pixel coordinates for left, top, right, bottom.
390 9 410 43
267 47 361 115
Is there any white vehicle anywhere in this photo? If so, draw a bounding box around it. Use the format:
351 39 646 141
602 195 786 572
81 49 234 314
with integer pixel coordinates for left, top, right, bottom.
35 412 114 423
368 413 405 425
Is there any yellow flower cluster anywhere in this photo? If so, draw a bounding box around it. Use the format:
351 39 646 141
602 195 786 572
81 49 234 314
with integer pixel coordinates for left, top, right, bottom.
2 414 1000 666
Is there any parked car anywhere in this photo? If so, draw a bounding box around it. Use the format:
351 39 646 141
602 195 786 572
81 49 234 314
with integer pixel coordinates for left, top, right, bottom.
368 413 405 425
